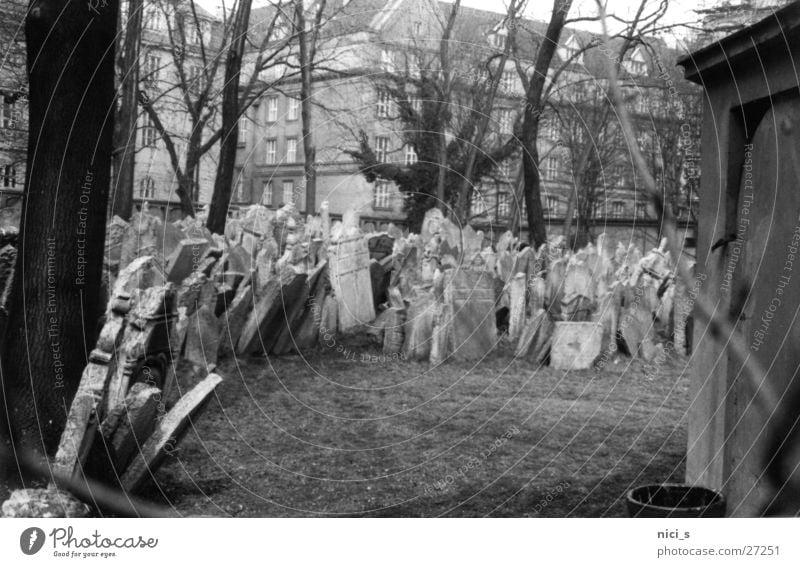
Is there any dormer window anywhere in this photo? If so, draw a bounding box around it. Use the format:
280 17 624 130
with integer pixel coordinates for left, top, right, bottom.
559 35 583 65
624 47 648 75
489 24 508 50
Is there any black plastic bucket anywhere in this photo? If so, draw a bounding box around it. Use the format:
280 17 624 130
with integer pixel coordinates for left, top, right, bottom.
626 484 726 518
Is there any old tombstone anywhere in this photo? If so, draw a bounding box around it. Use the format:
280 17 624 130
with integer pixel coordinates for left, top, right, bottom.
292 264 329 352
165 238 210 284
445 269 498 360
218 282 254 358
119 204 164 268
271 263 324 355
236 273 308 355
105 215 129 272
328 235 375 330
184 305 221 368
550 322 602 370
1 488 91 518
121 374 223 493
402 289 437 360
100 382 160 473
508 273 527 341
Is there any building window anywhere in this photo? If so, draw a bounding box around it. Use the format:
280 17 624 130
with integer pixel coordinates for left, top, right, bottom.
497 191 510 218
490 30 507 50
545 118 559 140
546 195 559 216
380 48 394 71
471 190 487 216
500 70 514 92
412 21 422 36
262 180 273 206
613 165 625 187
141 114 157 147
636 201 647 219
377 89 391 118
286 138 298 163
144 6 165 31
375 136 389 163
143 54 160 88
266 96 278 122
374 180 391 209
1 101 16 129
2 165 16 188
499 109 513 135
265 138 277 164
139 176 155 199
404 144 417 166
611 200 624 219
287 97 299 121
543 156 558 180
282 180 294 205
238 116 248 144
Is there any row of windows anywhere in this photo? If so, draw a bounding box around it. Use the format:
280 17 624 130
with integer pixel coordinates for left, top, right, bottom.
142 5 210 45
373 136 417 165
2 165 17 188
1 101 22 130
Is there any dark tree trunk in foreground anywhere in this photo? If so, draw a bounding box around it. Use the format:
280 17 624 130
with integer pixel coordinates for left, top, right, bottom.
112 0 143 220
2 0 119 455
207 0 252 235
520 0 572 248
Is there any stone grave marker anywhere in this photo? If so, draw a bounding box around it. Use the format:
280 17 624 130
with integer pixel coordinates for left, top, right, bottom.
328 235 375 330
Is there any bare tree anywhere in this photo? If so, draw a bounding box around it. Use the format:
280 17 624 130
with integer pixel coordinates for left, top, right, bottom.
111 0 144 220
139 0 295 218
346 1 522 229
206 0 253 234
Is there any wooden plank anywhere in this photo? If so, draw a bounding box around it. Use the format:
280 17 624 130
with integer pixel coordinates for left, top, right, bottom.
122 373 223 493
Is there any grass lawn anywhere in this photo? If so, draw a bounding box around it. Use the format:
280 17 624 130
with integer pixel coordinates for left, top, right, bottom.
149 337 690 517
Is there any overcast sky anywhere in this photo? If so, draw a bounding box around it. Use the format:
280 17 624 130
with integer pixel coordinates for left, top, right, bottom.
197 0 706 49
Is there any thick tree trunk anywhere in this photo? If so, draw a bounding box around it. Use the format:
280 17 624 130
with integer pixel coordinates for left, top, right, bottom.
112 0 143 221
2 0 118 455
207 0 252 235
520 0 572 248
299 48 316 214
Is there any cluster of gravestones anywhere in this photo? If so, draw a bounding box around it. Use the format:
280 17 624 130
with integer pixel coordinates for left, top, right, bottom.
387 208 690 369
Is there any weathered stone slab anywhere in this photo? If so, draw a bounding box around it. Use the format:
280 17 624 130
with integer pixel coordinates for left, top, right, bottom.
508 273 527 341
402 290 437 361
382 307 406 354
292 266 329 352
121 373 223 493
1 488 91 518
515 308 546 358
368 234 395 261
53 313 126 479
101 382 160 473
218 283 254 358
445 269 498 361
619 303 653 357
270 266 318 355
328 235 375 331
236 273 308 355
551 322 602 369
165 238 210 284
184 305 220 368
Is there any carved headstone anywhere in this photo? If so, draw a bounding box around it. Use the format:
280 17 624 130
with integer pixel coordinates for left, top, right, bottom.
121 373 223 493
328 235 375 330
